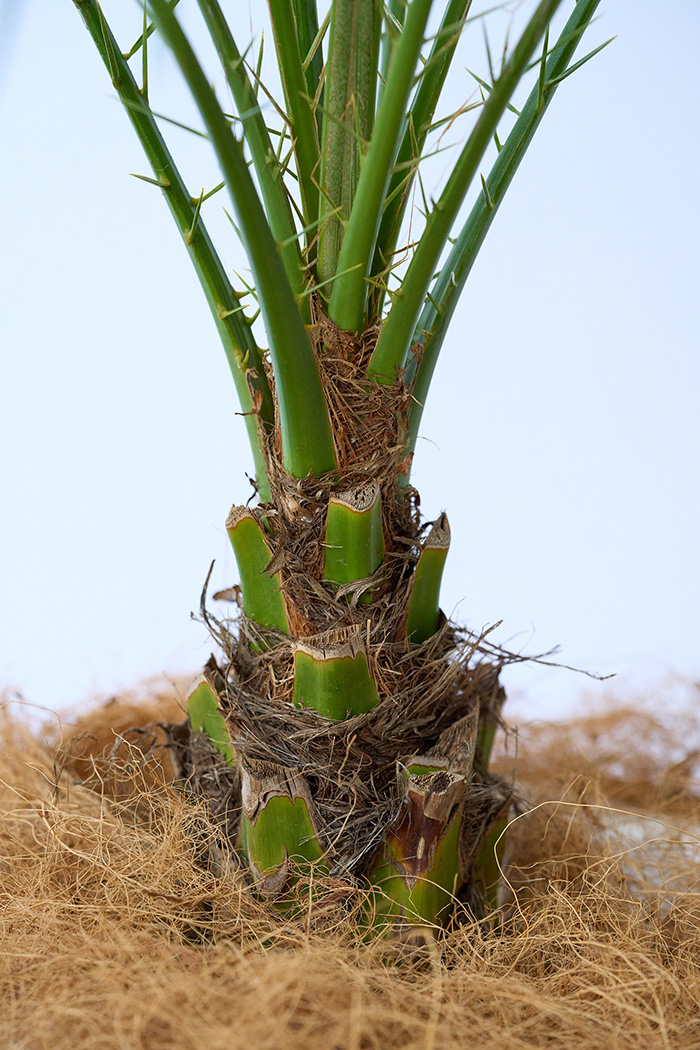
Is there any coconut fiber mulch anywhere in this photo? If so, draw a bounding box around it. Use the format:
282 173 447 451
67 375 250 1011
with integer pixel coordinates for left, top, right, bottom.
1 684 699 1050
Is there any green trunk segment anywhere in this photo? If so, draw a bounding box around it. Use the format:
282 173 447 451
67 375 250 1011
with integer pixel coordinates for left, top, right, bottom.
240 763 327 901
405 513 450 643
73 0 273 500
317 0 380 290
267 0 320 226
328 0 435 332
368 0 564 381
148 0 337 480
404 0 603 463
293 626 380 719
368 770 467 929
196 0 307 313
226 507 289 636
187 674 235 767
371 0 473 316
323 482 384 587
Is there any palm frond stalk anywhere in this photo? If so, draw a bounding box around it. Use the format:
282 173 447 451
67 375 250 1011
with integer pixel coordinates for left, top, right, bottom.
73 0 606 932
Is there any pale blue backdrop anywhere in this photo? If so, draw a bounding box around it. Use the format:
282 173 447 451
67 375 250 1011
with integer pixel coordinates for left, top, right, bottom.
1 0 698 722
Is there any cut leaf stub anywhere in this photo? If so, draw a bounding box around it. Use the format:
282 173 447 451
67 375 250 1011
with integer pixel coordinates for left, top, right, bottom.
187 672 235 768
226 506 289 638
368 769 468 928
390 771 468 884
239 760 327 901
323 482 385 589
293 625 381 719
405 514 451 643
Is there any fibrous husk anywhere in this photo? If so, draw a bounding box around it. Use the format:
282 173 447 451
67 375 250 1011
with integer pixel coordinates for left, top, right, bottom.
4 691 700 1050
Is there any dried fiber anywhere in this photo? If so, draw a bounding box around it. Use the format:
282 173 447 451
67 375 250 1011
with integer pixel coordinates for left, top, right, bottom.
2 689 699 1050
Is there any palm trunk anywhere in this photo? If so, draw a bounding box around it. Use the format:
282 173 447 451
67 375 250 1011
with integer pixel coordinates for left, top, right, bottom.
175 310 513 927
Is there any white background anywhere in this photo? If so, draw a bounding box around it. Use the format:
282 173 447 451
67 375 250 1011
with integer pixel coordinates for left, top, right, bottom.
1 0 698 722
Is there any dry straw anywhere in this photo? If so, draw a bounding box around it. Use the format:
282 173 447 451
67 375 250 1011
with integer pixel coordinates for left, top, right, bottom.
1 688 699 1050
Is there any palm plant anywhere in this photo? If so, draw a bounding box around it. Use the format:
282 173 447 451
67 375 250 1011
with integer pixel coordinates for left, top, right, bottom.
73 0 607 930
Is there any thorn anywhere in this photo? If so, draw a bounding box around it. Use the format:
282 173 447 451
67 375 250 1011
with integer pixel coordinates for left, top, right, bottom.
218 303 247 320
140 0 149 103
130 173 170 189
96 4 121 88
196 181 225 205
425 291 444 317
537 27 549 115
480 174 494 212
185 188 205 245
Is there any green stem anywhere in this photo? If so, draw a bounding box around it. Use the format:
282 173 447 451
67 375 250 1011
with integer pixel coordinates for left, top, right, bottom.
328 0 435 332
471 807 508 917
404 0 603 457
196 0 307 316
474 677 506 777
377 0 405 111
148 0 336 478
368 0 563 381
371 0 473 318
73 0 273 497
292 0 324 110
316 0 380 290
267 0 321 226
